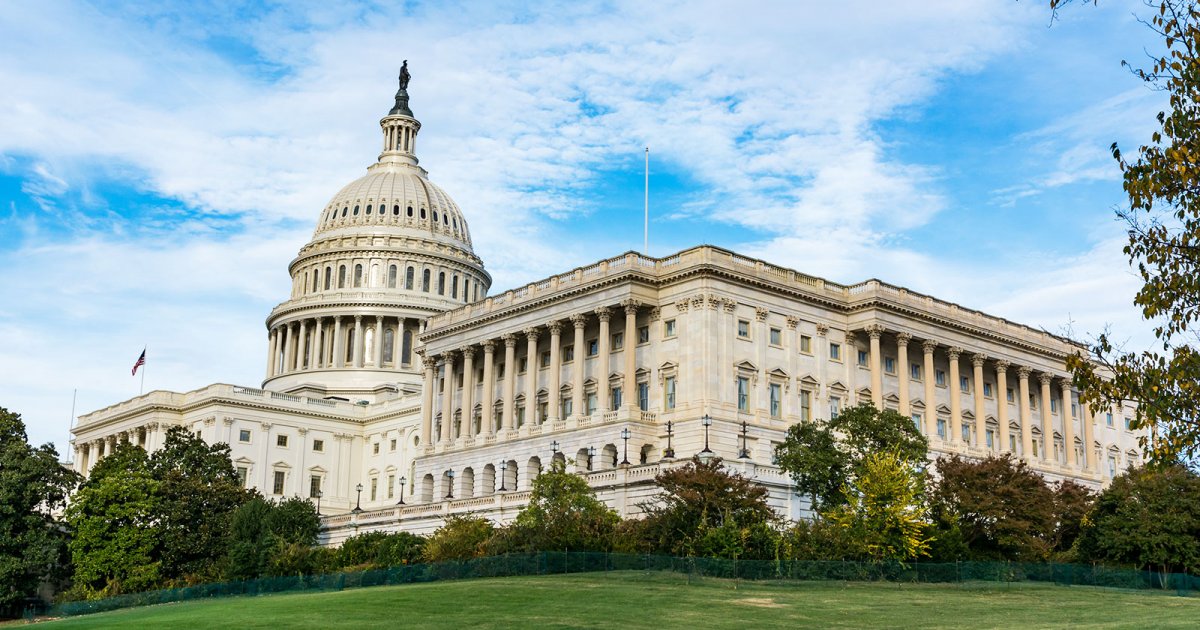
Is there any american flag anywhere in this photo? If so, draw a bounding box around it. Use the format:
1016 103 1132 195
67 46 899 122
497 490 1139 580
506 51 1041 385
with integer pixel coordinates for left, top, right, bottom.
132 349 146 376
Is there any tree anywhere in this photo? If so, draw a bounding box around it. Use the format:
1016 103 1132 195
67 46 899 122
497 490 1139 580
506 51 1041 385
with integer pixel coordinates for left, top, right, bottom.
926 455 1055 561
1051 480 1095 554
336 531 425 569
636 456 776 557
505 459 619 552
422 515 494 562
228 496 321 579
0 407 79 616
775 404 928 512
1075 465 1200 576
827 450 932 564
1054 0 1200 465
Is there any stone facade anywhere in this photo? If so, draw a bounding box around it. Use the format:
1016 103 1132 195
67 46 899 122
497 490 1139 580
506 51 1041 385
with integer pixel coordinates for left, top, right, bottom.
71 76 1146 544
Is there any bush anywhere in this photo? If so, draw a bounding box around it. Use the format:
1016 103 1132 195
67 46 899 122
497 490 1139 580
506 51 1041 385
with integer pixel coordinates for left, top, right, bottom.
423 515 494 562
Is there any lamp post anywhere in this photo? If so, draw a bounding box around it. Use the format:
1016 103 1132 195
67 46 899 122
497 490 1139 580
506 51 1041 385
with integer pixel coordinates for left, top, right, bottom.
352 483 363 514
551 440 560 455
499 460 508 492
397 476 406 505
700 414 713 455
663 420 675 459
620 428 632 465
739 420 750 459
315 489 323 516
587 446 596 471
445 469 455 499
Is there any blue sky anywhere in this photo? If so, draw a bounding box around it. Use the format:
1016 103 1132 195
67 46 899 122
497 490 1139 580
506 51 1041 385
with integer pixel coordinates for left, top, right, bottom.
0 0 1166 454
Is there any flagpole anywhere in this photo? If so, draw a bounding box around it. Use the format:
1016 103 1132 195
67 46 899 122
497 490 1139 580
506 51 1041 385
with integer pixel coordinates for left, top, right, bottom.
68 388 77 464
643 147 649 254
140 345 146 396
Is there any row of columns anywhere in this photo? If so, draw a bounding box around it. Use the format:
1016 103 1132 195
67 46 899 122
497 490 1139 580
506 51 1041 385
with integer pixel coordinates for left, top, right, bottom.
419 300 642 448
862 325 1095 472
266 314 417 378
75 423 163 473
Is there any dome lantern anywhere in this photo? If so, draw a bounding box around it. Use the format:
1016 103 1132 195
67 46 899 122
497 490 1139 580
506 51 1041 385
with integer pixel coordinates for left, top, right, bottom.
379 60 420 166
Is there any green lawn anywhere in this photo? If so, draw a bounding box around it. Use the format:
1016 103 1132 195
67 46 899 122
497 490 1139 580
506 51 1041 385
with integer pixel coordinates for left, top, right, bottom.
38 572 1198 629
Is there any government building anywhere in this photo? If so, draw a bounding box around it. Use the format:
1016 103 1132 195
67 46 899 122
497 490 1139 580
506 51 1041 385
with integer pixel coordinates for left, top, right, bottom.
71 71 1146 543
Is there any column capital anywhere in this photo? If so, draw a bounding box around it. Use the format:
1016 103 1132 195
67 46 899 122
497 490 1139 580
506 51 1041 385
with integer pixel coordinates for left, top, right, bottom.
648 306 662 321
415 347 427 359
570 314 588 329
482 339 496 353
220 417 232 426
354 314 363 323
297 427 309 435
721 297 736 313
754 307 769 322
620 298 641 312
1018 365 1033 379
433 353 446 367
548 320 564 335
594 307 612 322
461 346 477 359
523 327 540 342
443 350 458 363
1058 376 1074 390
947 346 963 360
1038 372 1054 386
864 324 885 339
502 333 519 348
994 359 1011 373
841 330 856 344
816 323 830 336
785 315 800 330
971 353 988 368
691 294 707 309
922 338 938 354
896 331 912 346
675 298 690 312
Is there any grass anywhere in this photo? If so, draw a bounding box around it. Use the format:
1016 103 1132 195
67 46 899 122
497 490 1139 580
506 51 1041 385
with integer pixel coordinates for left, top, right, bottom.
35 571 1199 629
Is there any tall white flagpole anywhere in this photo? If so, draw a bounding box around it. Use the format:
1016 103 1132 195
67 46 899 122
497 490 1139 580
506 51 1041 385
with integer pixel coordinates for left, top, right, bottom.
140 346 146 396
644 147 649 254
68 388 77 463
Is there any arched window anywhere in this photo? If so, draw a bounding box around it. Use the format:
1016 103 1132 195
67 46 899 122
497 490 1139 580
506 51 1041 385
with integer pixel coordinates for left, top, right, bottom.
453 217 458 229
387 265 397 288
437 272 445 295
338 265 347 288
366 204 372 215
393 205 400 216
353 205 360 215
353 264 363 288
311 270 318 293
462 278 469 302
382 327 395 364
451 274 458 299
421 269 431 292
405 266 414 290
407 206 414 217
443 213 449 225
341 207 348 217
433 211 439 224
402 330 413 365
420 207 427 219
324 266 332 290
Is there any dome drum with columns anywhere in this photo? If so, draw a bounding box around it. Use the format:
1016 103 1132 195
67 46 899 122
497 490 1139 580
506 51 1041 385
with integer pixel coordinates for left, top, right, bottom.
263 68 490 400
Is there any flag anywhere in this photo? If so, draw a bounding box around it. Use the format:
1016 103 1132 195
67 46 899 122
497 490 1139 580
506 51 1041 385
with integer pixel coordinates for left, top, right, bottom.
132 349 146 376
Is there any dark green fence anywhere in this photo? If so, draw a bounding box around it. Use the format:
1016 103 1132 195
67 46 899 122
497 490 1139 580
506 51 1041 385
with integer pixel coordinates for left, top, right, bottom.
47 554 1200 619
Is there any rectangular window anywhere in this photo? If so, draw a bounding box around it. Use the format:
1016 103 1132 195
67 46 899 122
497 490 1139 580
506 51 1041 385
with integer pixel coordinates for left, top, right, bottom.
313 439 324 452
857 350 868 367
309 475 321 498
1007 388 1015 403
912 413 922 431
884 357 896 374
1124 417 1133 431
737 320 750 338
637 326 649 344
562 398 573 418
387 475 395 499
370 478 378 501
1071 402 1078 417
586 392 598 415
276 434 288 448
516 405 526 426
1106 412 1114 427
737 376 750 412
769 328 782 346
541 350 551 367
610 387 622 410
960 376 970 393
1010 435 1018 452
986 428 995 449
962 424 971 444
936 418 946 438
563 346 574 362
237 467 248 488
273 471 285 495
538 401 548 422
983 383 993 398
239 429 251 443
1050 398 1058 413
664 319 676 337
1032 440 1040 457
911 363 922 380
612 331 624 350
373 442 380 455
638 382 649 411
800 390 811 421
497 363 505 378
800 335 812 353
936 370 946 387
519 357 528 373
587 339 599 357
390 438 397 451
664 376 676 410
1030 394 1037 410
830 343 842 361
769 383 782 418
1108 456 1116 477
830 395 842 419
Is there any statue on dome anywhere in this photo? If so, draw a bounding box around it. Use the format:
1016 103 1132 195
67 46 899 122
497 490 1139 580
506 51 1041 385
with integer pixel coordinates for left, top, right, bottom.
399 61 411 90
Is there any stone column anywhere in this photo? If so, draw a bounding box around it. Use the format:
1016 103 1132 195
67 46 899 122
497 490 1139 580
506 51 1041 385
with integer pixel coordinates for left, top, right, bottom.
623 300 639 411
296 320 308 370
1018 367 1033 461
866 325 884 409
524 328 539 423
333 316 344 368
843 330 856 405
571 314 587 418
461 346 476 436
283 323 296 374
353 315 364 368
1061 379 1077 469
548 322 563 422
391 318 402 367
266 326 278 379
1082 400 1095 472
1038 373 1053 463
440 353 455 444
922 339 937 439
948 347 963 445
896 333 911 416
972 353 987 449
373 315 385 367
817 324 830 416
312 318 324 369
502 334 517 431
481 341 496 435
596 308 611 411
996 360 1011 453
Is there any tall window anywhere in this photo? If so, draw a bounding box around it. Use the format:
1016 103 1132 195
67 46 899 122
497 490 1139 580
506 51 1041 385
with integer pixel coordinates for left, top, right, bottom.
637 382 649 411
237 467 249 488
737 320 750 338
800 390 811 421
769 383 782 418
586 392 598 415
737 376 750 412
451 275 458 299
353 264 363 287
324 266 332 290
937 418 946 438
402 330 413 365
338 265 347 288
830 395 842 419
437 272 446 295
387 265 397 288
858 350 869 366
370 477 378 501
664 376 676 410
800 335 812 353
912 413 922 431
405 266 415 290
664 319 676 337
345 329 355 363
422 269 431 292
769 328 782 346
273 471 285 495
383 327 395 363
830 343 842 361
911 363 921 380
387 474 395 499
610 387 622 410
309 475 321 498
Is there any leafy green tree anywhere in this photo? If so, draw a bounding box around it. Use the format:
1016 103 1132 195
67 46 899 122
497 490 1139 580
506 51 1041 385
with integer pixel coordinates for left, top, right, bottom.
227 498 274 580
65 442 161 598
1049 0 1200 464
0 407 79 616
337 531 425 569
1051 480 1095 554
422 515 494 562
1075 465 1200 576
636 456 776 556
504 459 619 552
827 450 932 564
926 455 1055 561
775 404 928 512
228 496 320 579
